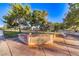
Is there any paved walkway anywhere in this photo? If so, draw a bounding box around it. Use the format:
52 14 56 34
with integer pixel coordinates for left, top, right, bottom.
0 35 79 56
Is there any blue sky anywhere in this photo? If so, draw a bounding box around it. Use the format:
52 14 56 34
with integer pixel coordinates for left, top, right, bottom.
0 3 69 27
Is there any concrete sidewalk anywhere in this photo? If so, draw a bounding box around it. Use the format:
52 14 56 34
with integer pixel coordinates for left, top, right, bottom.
0 34 79 56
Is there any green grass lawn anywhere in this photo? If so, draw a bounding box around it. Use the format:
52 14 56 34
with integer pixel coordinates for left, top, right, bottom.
4 31 21 38
4 30 54 38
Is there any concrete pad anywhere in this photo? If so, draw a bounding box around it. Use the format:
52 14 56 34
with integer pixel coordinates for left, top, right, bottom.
0 41 11 56
43 43 70 56
67 45 79 56
6 40 45 56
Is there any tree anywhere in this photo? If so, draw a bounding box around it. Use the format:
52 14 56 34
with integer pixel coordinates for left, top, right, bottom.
3 3 49 32
3 4 31 32
3 10 17 28
63 3 79 31
51 22 64 32
30 10 48 31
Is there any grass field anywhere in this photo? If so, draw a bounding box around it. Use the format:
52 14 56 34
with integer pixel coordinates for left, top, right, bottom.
4 31 21 38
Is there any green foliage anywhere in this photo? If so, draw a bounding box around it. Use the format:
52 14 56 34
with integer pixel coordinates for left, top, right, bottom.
52 22 64 31
0 27 3 30
63 3 79 31
3 3 49 32
4 31 21 38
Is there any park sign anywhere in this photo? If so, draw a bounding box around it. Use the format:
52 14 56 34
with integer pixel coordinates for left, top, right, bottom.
28 33 54 48
18 32 54 48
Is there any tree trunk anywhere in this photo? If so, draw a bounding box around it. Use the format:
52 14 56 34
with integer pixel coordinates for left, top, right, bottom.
18 25 21 32
19 28 21 32
17 18 21 33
